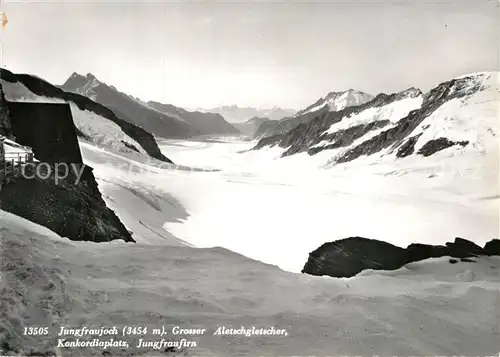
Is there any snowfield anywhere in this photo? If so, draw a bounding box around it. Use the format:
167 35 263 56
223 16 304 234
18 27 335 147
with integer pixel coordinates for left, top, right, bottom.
1 208 499 356
156 139 498 273
75 130 498 275
70 103 147 156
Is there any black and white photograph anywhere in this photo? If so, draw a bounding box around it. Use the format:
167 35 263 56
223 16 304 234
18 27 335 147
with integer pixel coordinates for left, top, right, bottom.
0 0 499 356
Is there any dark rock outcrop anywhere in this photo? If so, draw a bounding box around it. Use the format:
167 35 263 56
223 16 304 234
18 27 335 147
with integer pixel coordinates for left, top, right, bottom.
306 120 390 156
483 239 500 256
417 137 469 157
404 243 449 262
444 237 483 258
302 237 406 278
302 237 499 278
0 164 134 242
396 134 422 158
1 68 172 163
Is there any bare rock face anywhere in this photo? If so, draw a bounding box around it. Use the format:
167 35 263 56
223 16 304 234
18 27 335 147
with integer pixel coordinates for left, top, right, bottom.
301 237 406 277
483 239 500 256
417 137 469 157
0 164 134 243
302 237 499 278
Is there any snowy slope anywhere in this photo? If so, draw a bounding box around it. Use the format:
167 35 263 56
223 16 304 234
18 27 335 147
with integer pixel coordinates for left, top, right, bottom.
1 207 499 356
406 72 499 154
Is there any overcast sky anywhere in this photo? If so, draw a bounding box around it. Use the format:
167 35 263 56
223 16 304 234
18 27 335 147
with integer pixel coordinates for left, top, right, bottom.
1 0 498 109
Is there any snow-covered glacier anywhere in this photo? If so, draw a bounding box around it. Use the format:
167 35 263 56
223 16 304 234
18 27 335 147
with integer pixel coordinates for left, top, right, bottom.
1 71 498 357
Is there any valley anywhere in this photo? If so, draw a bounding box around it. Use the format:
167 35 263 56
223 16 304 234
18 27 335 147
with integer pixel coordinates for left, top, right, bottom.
1 67 498 357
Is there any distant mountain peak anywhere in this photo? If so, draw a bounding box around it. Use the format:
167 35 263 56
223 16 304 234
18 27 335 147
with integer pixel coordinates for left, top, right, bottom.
400 87 423 98
295 89 374 117
201 106 296 123
62 71 101 100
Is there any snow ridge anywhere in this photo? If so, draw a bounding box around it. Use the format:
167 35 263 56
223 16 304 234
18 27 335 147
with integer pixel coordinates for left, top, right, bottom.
295 89 374 116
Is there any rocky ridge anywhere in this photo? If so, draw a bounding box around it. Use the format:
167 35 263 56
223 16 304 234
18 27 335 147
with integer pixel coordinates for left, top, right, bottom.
253 89 374 139
302 237 500 278
253 73 498 162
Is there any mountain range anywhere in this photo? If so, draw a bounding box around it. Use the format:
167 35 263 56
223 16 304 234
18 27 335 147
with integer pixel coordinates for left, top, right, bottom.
253 89 375 139
61 73 240 138
253 72 499 166
199 105 295 123
0 68 172 163
232 116 277 137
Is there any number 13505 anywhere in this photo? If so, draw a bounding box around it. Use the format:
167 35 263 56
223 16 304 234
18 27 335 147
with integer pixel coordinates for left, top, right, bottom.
24 327 49 335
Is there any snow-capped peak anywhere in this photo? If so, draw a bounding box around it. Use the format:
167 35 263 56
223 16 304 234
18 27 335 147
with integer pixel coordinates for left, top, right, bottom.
295 89 374 117
452 71 497 81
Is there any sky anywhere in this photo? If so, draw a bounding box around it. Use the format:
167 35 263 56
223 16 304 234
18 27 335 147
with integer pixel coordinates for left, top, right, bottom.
0 0 498 110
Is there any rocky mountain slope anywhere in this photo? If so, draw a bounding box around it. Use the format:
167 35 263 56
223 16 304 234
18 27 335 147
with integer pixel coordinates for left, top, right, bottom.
200 105 295 123
253 72 499 163
61 72 192 138
253 89 374 139
233 116 276 137
0 69 172 163
148 100 240 136
62 72 239 137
